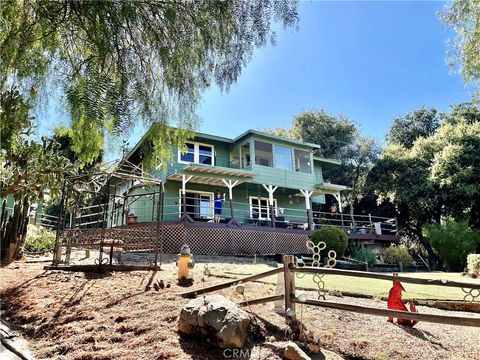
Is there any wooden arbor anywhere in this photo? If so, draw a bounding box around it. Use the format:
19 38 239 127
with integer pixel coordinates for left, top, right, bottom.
52 159 164 270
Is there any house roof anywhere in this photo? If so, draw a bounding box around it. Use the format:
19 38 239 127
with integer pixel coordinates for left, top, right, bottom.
233 129 321 149
124 125 342 163
313 156 342 169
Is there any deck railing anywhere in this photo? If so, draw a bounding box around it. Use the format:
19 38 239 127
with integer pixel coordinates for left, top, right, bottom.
67 195 397 236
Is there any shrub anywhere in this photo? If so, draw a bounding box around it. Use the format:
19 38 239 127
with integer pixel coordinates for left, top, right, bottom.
425 220 480 271
382 245 413 266
467 254 480 275
310 226 348 257
24 225 56 253
352 246 377 265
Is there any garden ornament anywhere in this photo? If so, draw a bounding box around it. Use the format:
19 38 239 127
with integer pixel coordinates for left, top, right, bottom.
387 280 419 327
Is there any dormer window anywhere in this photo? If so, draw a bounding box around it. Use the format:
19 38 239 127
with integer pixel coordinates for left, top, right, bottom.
179 142 214 165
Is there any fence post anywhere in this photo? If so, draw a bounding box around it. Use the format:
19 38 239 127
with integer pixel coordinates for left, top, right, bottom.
283 255 296 323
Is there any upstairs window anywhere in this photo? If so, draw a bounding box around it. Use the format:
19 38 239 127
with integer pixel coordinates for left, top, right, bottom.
180 143 195 163
294 149 311 173
179 142 214 165
274 145 293 170
241 142 251 168
199 145 213 165
254 141 273 167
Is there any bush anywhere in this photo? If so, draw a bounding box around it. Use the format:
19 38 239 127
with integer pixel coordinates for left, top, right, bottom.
352 246 377 265
425 220 480 271
467 254 480 275
24 225 56 253
310 226 348 257
382 245 413 266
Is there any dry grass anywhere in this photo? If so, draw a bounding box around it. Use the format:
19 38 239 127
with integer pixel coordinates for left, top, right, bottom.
1 255 479 360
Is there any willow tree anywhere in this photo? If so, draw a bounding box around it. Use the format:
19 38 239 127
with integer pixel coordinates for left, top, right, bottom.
443 0 480 84
1 0 298 163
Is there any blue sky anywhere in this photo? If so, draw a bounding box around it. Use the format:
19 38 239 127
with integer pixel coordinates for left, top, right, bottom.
195 0 473 143
36 1 475 156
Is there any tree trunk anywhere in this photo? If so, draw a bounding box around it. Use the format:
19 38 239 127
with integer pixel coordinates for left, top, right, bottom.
469 194 480 231
349 202 355 227
415 229 439 269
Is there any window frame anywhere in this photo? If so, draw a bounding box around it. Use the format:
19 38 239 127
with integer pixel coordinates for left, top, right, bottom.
273 144 293 171
249 196 278 220
294 148 312 174
254 140 273 167
178 141 215 166
178 189 214 219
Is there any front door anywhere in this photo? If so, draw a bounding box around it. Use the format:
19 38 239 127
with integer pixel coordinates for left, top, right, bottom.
181 191 214 220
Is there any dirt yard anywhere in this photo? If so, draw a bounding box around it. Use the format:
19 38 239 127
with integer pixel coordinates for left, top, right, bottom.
1 255 479 360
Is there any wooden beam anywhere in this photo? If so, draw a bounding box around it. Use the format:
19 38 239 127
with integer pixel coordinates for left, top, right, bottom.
178 267 283 298
284 255 296 322
44 264 161 272
291 267 480 290
292 297 480 327
238 294 284 307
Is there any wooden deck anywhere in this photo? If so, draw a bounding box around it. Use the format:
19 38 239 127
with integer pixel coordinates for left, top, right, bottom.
61 219 399 257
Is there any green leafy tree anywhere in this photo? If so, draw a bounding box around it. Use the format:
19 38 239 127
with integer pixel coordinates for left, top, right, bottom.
370 102 480 264
442 0 480 83
425 220 480 271
264 110 378 217
368 143 441 262
416 109 480 229
1 0 298 163
292 109 357 158
333 136 380 220
386 107 440 148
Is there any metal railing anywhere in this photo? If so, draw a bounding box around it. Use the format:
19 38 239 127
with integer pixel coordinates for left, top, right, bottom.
62 194 397 235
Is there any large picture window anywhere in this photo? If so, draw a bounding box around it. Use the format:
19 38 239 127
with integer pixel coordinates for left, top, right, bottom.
254 141 273 167
249 196 277 220
179 142 214 165
274 145 293 170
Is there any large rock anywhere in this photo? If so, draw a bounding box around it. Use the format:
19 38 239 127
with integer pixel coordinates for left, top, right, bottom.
284 341 311 360
178 294 250 348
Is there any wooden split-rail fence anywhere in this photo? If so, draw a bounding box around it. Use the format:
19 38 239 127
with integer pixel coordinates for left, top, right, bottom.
179 255 480 328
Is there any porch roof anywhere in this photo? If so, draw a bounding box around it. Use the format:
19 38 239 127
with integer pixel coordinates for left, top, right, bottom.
167 164 256 186
314 182 348 194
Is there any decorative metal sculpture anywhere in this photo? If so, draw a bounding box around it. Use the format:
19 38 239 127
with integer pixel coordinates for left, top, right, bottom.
462 287 480 302
387 280 418 327
295 240 337 300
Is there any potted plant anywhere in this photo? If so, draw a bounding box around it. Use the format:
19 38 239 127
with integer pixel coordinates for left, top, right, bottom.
127 212 137 225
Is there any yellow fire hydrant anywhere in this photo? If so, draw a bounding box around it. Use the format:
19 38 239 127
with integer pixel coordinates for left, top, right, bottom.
177 244 194 280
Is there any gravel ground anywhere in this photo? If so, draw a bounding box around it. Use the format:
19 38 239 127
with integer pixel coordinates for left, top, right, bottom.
1 255 479 360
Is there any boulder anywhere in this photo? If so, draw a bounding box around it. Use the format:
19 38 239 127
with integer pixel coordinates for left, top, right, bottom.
178 294 250 348
284 341 311 360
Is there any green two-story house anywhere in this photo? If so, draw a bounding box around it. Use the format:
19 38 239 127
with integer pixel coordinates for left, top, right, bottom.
122 128 348 228
59 126 398 259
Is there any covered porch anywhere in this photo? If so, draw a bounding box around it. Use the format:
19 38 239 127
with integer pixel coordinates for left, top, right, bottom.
155 166 399 244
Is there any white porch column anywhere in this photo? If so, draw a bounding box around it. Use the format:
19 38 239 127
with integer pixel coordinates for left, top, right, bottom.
221 179 240 200
181 175 193 195
332 191 343 212
300 189 314 230
181 175 193 218
222 179 240 219
262 184 278 205
262 184 278 227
